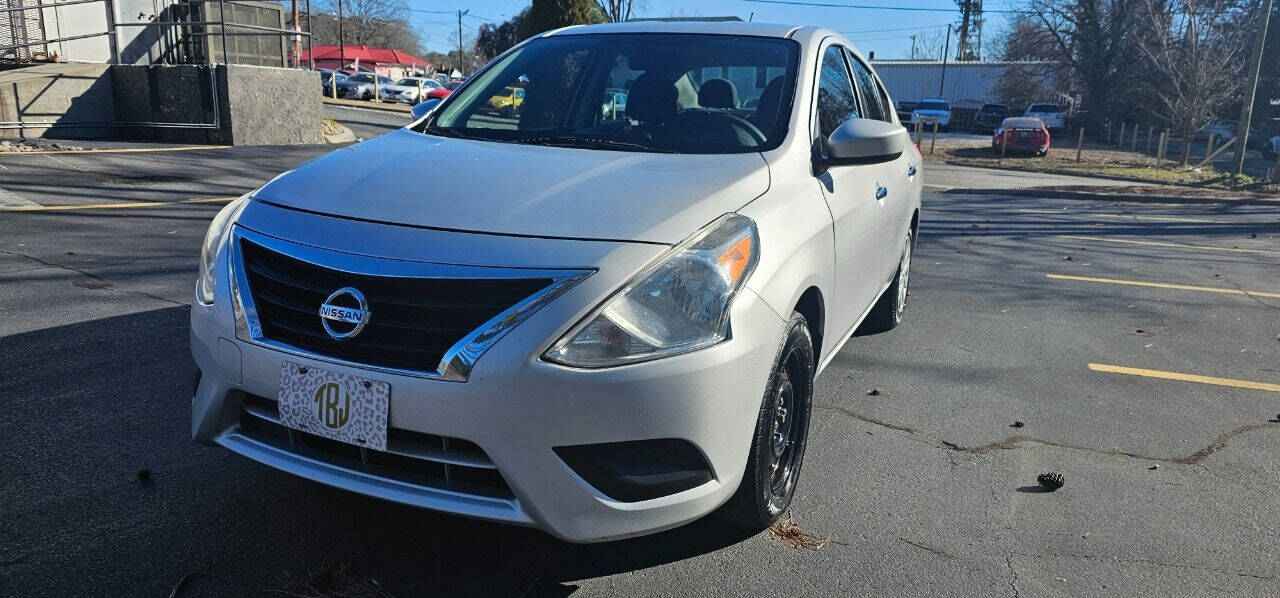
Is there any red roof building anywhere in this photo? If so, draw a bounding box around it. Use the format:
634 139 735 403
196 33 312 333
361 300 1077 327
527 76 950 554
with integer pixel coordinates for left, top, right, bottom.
299 45 432 77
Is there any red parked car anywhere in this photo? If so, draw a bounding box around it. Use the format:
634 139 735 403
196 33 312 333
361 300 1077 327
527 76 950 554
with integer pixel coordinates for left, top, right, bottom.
993 117 1051 156
424 80 463 101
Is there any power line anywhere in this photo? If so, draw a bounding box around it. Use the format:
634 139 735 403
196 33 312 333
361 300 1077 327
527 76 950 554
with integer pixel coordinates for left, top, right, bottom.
741 0 1026 14
840 23 952 34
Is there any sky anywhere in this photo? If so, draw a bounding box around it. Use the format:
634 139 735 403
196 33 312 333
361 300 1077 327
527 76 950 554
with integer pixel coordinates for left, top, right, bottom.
405 0 1017 61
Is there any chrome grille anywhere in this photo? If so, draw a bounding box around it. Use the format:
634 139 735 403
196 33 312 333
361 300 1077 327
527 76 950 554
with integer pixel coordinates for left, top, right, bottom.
236 236 554 374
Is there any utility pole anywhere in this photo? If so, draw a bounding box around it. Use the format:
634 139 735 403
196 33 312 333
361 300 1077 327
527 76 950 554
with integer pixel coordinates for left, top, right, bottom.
457 9 469 75
938 25 951 97
291 0 300 68
1233 0 1274 175
337 0 345 71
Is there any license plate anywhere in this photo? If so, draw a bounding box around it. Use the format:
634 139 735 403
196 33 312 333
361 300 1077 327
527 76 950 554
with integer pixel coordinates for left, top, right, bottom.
278 362 389 451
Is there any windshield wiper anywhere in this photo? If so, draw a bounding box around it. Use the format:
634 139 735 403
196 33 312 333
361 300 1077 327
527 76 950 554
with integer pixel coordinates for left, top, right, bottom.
422 124 467 139
515 136 678 154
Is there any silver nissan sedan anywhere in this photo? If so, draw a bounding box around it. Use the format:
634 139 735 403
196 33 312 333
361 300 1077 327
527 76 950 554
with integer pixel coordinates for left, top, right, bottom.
191 20 921 542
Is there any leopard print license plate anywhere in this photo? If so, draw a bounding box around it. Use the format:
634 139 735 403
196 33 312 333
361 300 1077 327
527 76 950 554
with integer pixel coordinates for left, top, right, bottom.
278 362 390 451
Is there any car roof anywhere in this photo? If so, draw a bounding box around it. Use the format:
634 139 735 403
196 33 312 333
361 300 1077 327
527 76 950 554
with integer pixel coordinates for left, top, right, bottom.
544 20 802 38
1003 117 1044 127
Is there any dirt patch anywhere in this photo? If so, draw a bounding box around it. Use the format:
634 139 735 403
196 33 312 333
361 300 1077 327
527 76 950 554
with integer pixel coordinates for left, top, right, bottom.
769 513 830 550
0 139 86 152
268 560 395 598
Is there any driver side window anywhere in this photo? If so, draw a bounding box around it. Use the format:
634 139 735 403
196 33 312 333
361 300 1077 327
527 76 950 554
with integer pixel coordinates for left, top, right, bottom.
816 46 859 141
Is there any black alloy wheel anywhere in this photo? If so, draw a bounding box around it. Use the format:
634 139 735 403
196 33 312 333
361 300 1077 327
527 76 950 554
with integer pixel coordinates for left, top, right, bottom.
719 311 815 529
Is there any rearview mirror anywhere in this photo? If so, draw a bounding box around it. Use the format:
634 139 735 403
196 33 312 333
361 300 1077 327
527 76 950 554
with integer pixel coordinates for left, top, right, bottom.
411 98 441 121
822 118 909 166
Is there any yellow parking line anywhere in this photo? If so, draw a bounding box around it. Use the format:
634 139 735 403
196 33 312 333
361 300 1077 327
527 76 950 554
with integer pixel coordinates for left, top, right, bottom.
1058 235 1280 256
1088 363 1280 393
1046 273 1280 299
1019 209 1216 223
1 196 236 212
0 145 229 156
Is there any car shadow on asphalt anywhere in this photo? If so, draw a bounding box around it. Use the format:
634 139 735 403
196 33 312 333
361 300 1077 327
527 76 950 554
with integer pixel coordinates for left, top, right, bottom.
0 305 759 597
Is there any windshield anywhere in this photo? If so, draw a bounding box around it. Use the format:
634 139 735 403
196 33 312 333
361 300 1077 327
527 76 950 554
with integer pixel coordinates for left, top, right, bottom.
395 79 419 86
982 104 1007 112
1028 104 1062 113
917 101 950 111
424 33 800 154
349 74 373 83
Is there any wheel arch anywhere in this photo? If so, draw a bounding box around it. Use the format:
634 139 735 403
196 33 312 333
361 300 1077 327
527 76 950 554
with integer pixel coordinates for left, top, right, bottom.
791 286 825 366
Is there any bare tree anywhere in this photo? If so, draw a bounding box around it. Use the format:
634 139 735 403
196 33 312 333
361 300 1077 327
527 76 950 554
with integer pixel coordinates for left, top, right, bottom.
1022 0 1143 126
907 28 951 59
309 0 423 56
1133 0 1250 164
597 0 643 22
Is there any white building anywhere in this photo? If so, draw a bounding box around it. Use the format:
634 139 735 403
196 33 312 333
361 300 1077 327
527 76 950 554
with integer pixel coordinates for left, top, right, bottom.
869 60 1061 109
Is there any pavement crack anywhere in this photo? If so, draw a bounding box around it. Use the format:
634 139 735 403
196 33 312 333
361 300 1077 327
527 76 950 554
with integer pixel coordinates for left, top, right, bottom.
1012 551 1275 581
1004 554 1021 598
898 537 955 559
816 404 1279 466
1219 273 1280 310
0 249 186 307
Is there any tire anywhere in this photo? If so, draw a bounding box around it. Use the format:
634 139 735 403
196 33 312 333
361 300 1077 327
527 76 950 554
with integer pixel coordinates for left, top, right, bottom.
718 311 815 530
857 226 914 335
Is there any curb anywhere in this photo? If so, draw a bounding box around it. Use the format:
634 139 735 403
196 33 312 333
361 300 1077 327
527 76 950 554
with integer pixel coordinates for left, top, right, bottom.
938 159 1169 186
322 97 412 113
941 187 1279 206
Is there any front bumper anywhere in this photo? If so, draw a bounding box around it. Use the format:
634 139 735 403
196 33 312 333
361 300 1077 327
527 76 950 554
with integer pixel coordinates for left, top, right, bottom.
191 204 786 542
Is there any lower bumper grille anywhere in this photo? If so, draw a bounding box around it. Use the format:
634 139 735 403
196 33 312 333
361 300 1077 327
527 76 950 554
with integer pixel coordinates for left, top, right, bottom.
236 394 512 499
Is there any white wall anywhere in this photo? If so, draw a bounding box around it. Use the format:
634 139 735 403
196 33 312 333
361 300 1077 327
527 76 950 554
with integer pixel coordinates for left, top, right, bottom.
40 1 112 63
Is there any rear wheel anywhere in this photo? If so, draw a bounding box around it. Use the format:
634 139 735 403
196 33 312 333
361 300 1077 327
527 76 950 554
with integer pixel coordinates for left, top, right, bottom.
858 226 913 335
718 312 815 530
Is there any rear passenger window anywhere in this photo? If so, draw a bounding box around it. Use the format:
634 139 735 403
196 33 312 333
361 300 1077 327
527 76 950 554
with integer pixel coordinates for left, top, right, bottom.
847 53 888 122
816 46 859 139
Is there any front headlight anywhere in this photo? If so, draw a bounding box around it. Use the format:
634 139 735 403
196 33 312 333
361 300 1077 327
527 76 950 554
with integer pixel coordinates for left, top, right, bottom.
196 194 250 304
544 214 759 368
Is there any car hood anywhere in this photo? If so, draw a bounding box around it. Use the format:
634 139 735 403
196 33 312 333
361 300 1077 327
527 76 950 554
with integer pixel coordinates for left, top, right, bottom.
252 129 771 245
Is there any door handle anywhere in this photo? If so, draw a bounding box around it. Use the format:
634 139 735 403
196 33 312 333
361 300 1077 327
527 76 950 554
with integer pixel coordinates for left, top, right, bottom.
907 163 917 177
875 184 888 200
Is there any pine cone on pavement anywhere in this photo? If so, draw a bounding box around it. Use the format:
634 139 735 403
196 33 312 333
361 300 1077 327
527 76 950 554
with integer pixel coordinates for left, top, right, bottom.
1037 472 1065 491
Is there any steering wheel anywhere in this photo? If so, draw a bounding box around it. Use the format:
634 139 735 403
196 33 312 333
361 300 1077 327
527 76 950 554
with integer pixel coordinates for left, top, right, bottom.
676 110 768 146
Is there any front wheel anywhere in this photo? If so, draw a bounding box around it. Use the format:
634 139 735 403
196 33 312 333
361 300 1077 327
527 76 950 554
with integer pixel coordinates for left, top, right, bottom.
858 226 914 335
718 312 815 530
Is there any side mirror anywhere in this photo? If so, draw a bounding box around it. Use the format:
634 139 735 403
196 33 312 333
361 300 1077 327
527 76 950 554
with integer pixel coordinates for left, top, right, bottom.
411 98 441 121
821 118 909 166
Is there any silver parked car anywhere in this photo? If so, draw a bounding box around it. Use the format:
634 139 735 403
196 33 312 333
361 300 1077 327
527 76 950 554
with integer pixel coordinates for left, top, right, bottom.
192 20 921 542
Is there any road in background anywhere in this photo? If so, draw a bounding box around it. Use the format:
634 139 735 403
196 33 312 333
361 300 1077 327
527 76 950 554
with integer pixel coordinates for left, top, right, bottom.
3 144 1277 597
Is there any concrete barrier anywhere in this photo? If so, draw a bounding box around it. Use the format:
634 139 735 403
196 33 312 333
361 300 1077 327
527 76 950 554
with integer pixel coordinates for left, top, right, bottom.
0 63 322 145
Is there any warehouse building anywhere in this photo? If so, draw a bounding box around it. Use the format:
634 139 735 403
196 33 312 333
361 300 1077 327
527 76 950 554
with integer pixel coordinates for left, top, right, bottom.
869 60 1062 109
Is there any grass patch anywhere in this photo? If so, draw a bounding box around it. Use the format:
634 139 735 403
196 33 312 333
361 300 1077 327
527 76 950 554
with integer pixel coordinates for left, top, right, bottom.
934 143 1278 194
322 118 345 137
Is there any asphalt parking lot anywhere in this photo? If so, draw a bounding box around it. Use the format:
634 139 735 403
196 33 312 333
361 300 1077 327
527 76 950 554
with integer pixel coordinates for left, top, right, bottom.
2 120 1278 596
